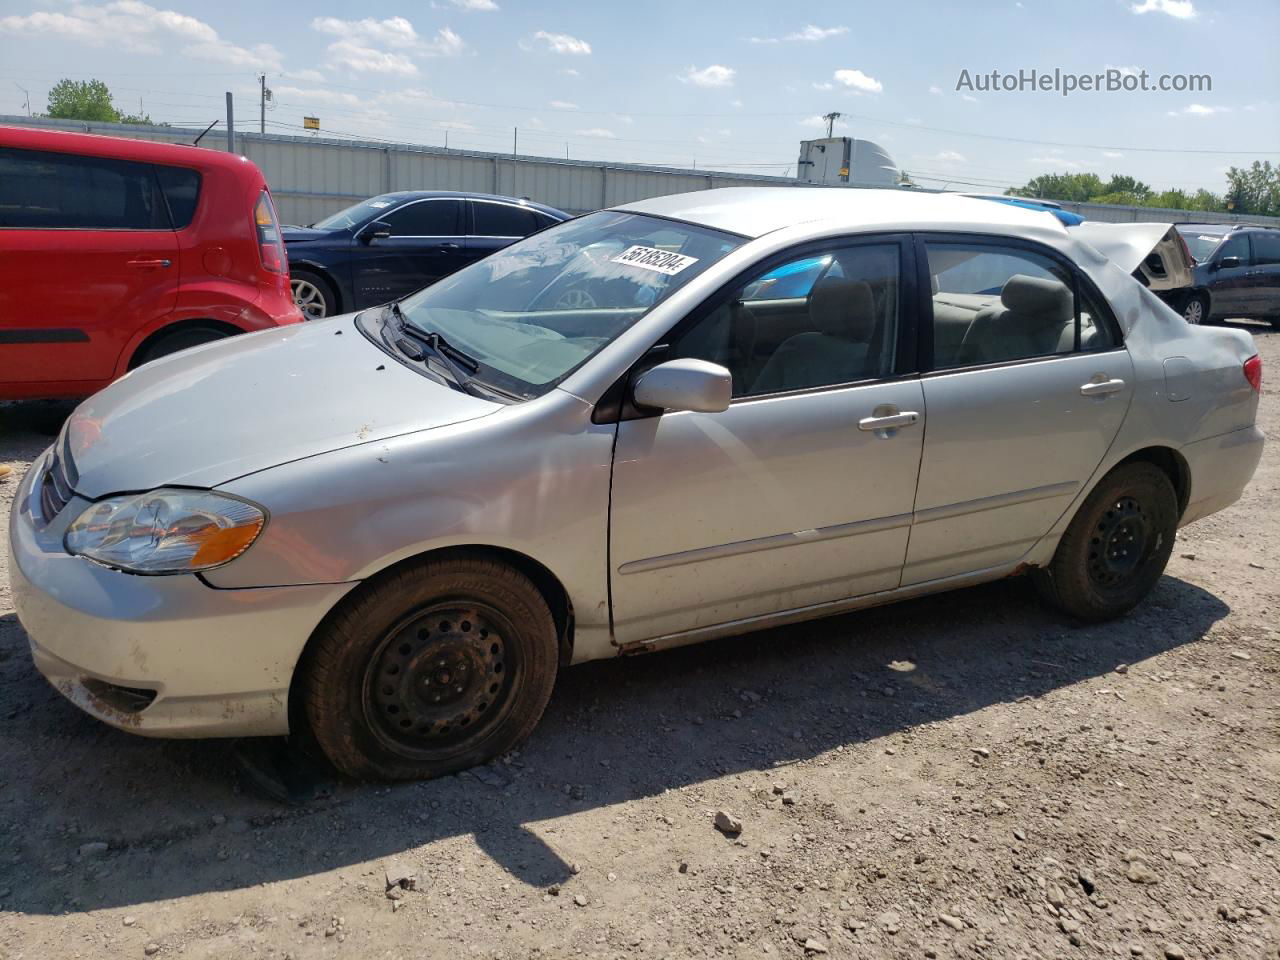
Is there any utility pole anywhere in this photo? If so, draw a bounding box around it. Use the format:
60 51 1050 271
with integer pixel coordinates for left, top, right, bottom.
445 129 449 150
259 74 271 135
822 111 842 138
13 83 30 117
225 91 235 154
513 126 517 157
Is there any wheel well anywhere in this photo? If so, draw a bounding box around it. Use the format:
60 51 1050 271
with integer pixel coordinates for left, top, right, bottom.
128 318 242 370
289 264 342 312
1113 446 1191 518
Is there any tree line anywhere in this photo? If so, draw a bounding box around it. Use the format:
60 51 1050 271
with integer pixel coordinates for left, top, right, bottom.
1006 166 1280 218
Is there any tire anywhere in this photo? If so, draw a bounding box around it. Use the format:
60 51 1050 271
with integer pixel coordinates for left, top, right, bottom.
300 555 559 781
132 324 230 367
290 269 337 321
1034 463 1178 622
1182 291 1209 326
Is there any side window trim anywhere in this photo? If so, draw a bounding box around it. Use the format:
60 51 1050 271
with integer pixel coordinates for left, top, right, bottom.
914 230 1123 375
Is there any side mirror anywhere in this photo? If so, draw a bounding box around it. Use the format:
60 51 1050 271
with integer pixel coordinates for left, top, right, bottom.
364 221 393 244
632 359 732 414
1215 256 1242 270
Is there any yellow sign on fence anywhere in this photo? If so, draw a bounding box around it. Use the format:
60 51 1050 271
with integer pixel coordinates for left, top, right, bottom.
303 116 320 131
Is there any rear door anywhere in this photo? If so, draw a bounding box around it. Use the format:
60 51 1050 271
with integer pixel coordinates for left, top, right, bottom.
349 197 467 307
466 199 551 264
0 146 178 389
1245 231 1280 316
905 236 1132 585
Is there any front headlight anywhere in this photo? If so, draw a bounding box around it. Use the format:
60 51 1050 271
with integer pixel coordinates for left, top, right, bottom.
65 489 266 575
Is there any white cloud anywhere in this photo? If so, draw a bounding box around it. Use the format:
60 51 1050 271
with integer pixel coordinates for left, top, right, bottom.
812 81 834 91
1168 103 1230 116
905 117 923 125
961 93 978 103
559 67 580 78
526 117 546 129
283 68 326 83
576 127 615 138
928 84 942 94
935 150 966 164
525 30 591 55
437 119 476 132
1131 0 1196 18
0 0 278 70
681 64 735 88
1105 64 1142 78
272 84 362 108
730 98 744 108
446 0 498 10
325 39 418 75
424 27 465 56
1103 150 1125 158
833 68 882 93
312 15 420 48
549 100 579 110
750 24 848 43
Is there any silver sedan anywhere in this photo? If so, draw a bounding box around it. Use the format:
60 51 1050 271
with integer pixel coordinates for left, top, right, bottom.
10 188 1264 780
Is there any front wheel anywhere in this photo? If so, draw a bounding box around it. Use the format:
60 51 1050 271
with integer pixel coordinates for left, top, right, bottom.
1034 463 1178 622
1182 292 1209 325
300 556 559 781
290 270 337 321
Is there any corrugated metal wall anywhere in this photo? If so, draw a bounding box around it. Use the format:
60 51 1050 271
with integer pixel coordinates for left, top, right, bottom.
6 115 1278 229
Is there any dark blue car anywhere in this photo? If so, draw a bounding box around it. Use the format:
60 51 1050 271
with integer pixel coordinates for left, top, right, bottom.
284 191 570 319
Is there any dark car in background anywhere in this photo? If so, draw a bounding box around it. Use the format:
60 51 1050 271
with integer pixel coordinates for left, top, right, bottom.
283 191 569 319
1172 224 1280 327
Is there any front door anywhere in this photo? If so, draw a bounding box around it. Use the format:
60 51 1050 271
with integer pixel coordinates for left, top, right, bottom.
609 239 925 643
1207 231 1253 318
0 146 178 389
904 236 1133 585
350 197 468 308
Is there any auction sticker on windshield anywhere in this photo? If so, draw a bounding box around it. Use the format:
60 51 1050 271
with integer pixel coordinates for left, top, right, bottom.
611 245 699 275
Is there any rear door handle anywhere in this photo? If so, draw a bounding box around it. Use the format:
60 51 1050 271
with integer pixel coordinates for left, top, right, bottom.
127 258 172 269
1080 378 1126 397
858 411 920 431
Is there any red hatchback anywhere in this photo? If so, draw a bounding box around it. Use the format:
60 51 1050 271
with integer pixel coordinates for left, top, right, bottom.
0 125 302 400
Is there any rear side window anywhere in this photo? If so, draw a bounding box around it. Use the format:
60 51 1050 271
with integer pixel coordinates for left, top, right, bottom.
925 241 1113 369
1250 231 1280 266
154 165 201 229
473 201 538 237
0 147 168 230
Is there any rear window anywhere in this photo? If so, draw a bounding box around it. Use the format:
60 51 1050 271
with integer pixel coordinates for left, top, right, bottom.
1175 225 1226 263
154 164 201 229
473 201 539 237
0 146 168 230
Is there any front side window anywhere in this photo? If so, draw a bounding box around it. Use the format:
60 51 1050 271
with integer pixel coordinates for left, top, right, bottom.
382 199 461 237
0 147 167 230
395 211 743 397
670 242 901 397
926 241 1108 369
473 201 538 237
1216 232 1250 264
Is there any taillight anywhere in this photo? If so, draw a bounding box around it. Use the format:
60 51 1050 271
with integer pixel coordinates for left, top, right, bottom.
1244 354 1262 392
253 191 287 275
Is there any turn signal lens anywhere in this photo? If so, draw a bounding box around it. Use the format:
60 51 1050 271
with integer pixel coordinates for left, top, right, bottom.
1244 354 1262 392
65 490 265 574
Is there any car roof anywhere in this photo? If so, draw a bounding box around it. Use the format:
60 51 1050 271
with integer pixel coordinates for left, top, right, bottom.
0 123 261 175
614 187 1067 239
373 190 566 218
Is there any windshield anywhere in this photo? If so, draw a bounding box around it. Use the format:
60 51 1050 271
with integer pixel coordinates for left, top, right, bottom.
312 195 402 230
1175 225 1226 262
394 211 744 397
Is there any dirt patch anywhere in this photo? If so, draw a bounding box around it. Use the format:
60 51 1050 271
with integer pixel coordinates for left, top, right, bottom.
1 327 1277 959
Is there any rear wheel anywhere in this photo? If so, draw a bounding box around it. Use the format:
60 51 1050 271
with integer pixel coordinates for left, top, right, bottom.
300 556 559 781
290 269 337 321
1182 292 1209 325
131 324 230 367
1034 463 1178 622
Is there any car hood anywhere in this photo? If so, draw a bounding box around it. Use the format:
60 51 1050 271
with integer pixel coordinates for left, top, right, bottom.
282 225 339 243
62 315 500 498
1069 222 1195 292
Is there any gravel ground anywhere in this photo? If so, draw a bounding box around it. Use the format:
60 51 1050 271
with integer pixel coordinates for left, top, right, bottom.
1 325 1277 960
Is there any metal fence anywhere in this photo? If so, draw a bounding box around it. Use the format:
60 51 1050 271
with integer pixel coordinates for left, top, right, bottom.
5 114 1278 230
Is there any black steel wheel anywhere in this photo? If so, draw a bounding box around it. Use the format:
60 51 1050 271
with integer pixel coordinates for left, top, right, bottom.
1034 462 1178 622
300 555 558 780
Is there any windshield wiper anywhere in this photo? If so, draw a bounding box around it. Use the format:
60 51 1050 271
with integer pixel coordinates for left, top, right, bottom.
385 302 482 393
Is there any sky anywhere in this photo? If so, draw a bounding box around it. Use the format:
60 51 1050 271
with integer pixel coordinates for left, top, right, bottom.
0 0 1276 195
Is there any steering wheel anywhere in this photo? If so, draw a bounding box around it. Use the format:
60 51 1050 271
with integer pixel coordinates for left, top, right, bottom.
553 288 598 309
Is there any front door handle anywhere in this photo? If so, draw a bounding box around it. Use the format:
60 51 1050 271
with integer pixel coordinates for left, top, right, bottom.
858 411 920 431
127 258 172 269
1080 378 1126 397
435 242 461 251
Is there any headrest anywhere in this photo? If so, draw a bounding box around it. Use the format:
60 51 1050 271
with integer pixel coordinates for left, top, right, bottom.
810 278 875 340
1001 274 1072 322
